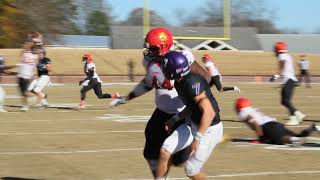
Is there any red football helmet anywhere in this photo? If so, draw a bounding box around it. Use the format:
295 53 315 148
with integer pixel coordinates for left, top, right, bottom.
235 97 251 112
202 53 212 63
274 42 288 53
82 53 93 64
144 27 173 57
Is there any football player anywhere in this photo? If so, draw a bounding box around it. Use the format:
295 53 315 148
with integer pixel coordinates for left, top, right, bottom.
28 48 51 106
157 51 223 180
0 55 16 112
270 42 305 125
79 53 120 109
110 27 210 178
17 41 39 111
202 53 240 92
235 97 319 145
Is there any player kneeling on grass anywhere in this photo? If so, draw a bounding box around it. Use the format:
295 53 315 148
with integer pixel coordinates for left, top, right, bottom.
202 53 240 93
79 53 120 109
28 48 51 107
235 97 319 146
156 51 223 180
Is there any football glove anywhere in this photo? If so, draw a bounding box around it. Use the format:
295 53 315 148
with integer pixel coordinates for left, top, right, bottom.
269 74 280 82
110 96 128 107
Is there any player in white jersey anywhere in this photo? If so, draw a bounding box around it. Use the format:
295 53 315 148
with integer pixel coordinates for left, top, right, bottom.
17 41 38 111
270 42 305 126
298 55 311 87
110 27 210 178
0 55 17 112
78 53 120 109
235 97 319 145
202 53 240 92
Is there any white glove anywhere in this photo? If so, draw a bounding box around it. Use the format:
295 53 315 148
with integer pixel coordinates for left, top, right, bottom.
110 96 128 107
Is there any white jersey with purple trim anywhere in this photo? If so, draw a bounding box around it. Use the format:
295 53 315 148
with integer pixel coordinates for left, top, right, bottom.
204 61 220 76
239 107 276 126
142 50 195 114
18 51 37 79
85 63 102 83
278 53 298 83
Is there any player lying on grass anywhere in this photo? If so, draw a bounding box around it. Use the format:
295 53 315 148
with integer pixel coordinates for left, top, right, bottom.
78 53 120 109
235 97 319 145
202 53 240 93
156 51 223 180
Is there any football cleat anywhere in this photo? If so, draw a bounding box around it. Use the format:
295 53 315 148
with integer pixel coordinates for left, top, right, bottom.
286 116 299 126
79 100 86 109
295 111 306 123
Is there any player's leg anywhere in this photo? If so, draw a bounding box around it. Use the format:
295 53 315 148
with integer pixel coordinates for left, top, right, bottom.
92 82 114 99
157 123 194 178
31 75 50 106
298 70 303 85
0 85 6 112
185 122 223 180
305 70 311 87
144 108 174 178
262 122 293 145
18 78 31 111
282 80 305 125
79 81 93 108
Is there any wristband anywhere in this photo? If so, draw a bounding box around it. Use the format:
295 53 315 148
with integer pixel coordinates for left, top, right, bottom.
195 132 205 141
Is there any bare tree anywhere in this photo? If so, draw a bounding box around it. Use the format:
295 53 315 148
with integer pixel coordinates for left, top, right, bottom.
120 8 168 26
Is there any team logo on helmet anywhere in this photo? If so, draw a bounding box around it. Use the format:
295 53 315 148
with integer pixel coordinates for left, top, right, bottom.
159 32 168 45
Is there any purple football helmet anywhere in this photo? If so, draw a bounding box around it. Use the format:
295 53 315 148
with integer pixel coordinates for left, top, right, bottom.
162 51 190 80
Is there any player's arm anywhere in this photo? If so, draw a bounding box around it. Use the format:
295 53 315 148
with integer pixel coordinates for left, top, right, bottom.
127 78 153 100
0 65 17 75
46 59 53 72
278 60 285 75
194 92 215 134
244 116 263 137
110 77 153 107
270 60 285 81
165 106 192 133
190 61 211 83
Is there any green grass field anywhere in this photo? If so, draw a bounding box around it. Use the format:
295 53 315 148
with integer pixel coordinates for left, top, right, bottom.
0 82 319 180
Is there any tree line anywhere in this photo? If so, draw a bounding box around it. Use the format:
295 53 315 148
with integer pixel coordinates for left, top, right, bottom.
0 0 315 48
